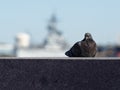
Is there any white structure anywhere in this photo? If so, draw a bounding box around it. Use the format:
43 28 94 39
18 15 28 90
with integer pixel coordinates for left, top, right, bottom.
15 33 31 48
43 14 69 50
0 43 14 56
116 34 120 46
16 14 69 57
16 48 66 57
45 34 66 50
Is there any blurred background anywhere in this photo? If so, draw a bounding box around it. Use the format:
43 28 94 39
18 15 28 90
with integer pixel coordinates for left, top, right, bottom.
0 0 120 57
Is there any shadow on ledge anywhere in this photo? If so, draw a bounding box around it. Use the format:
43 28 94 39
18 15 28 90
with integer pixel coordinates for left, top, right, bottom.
0 58 120 90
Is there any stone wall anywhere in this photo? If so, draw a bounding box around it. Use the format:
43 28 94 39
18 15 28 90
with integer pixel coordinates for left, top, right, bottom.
0 58 120 90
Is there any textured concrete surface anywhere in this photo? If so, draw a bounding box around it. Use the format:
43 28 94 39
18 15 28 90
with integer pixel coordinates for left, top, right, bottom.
0 58 120 90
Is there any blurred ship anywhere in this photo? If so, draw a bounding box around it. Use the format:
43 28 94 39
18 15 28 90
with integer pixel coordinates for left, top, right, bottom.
14 14 69 57
2 14 120 57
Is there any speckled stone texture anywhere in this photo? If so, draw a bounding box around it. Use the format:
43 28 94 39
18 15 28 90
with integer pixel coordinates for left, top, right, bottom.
0 58 120 90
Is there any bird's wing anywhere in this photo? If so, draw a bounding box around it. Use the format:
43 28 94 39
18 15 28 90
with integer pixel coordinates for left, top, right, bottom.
65 41 82 57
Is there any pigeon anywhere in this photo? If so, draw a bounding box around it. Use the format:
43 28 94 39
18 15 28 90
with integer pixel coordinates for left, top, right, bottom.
65 33 97 57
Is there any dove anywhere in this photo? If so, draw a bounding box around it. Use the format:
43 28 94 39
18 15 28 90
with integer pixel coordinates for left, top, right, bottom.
65 33 97 57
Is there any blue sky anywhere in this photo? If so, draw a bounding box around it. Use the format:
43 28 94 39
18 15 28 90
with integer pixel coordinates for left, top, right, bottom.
0 0 120 45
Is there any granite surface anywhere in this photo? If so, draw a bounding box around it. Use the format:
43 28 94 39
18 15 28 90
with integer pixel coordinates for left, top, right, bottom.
0 58 120 90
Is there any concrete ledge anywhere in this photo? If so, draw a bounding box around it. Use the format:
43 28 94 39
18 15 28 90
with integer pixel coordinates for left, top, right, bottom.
0 58 120 90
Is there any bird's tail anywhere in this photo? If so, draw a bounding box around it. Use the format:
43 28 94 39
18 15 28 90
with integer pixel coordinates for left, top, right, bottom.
65 50 73 57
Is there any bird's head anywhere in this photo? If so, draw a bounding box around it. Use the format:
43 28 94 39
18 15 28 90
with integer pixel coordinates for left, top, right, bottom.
84 33 92 40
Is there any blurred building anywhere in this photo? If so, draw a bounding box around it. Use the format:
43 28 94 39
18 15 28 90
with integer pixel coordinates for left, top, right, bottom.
116 34 120 46
15 32 31 48
43 14 69 50
0 43 14 57
15 14 69 57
